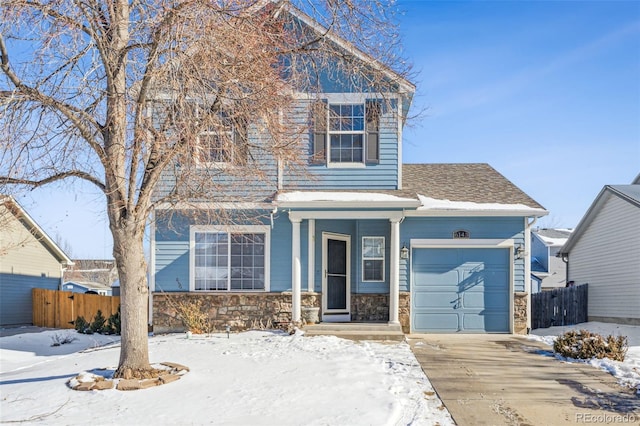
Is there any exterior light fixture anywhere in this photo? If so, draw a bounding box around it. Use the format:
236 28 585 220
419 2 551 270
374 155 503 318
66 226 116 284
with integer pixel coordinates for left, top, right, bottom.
514 245 525 260
400 244 409 260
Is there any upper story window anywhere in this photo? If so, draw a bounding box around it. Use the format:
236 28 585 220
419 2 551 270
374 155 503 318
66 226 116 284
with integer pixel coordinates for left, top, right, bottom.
311 100 380 166
196 110 247 167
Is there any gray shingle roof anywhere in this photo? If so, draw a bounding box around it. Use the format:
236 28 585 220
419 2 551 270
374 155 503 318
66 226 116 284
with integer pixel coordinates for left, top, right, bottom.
402 163 545 209
534 228 573 239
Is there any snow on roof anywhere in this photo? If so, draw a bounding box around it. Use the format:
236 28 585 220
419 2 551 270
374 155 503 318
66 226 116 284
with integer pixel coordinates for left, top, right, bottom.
276 191 418 204
416 195 545 213
536 235 570 246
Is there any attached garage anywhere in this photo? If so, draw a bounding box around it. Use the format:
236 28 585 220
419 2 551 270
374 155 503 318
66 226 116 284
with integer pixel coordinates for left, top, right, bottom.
411 246 512 333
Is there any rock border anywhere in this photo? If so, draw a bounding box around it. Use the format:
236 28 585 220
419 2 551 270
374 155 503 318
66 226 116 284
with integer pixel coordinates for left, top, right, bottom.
68 362 189 391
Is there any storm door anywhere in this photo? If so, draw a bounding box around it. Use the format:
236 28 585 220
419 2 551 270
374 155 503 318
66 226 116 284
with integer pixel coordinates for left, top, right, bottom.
322 233 351 319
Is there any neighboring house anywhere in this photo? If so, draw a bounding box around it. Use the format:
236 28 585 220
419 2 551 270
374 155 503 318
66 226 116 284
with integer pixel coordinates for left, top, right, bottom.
150 10 547 334
559 177 640 326
0 196 73 326
62 280 113 296
64 259 118 288
530 228 572 293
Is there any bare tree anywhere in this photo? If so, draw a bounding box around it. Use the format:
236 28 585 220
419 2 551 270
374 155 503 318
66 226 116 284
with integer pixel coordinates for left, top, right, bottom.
0 0 411 377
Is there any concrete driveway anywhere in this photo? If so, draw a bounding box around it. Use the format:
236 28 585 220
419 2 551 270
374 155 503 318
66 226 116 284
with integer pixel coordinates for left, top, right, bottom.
408 334 640 426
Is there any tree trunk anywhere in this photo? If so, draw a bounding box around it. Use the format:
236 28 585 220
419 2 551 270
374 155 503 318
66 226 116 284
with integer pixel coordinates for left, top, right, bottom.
112 223 151 377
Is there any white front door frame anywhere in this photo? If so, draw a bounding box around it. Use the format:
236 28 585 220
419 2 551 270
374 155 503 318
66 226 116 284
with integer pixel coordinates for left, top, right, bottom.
322 232 351 321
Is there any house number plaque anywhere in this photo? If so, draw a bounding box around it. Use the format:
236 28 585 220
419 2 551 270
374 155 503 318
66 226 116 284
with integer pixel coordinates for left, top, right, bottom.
453 230 470 239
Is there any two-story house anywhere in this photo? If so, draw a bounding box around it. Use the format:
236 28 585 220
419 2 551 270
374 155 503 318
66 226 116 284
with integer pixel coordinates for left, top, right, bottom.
150 9 547 335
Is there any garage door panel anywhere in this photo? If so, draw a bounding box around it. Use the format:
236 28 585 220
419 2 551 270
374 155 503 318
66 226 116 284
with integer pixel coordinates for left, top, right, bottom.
413 290 458 308
411 248 510 333
463 313 510 332
463 291 509 309
413 269 460 287
413 313 460 332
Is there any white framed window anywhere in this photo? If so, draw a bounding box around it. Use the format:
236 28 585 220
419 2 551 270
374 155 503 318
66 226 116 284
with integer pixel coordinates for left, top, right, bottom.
195 111 247 166
190 225 270 291
311 100 380 166
362 236 385 282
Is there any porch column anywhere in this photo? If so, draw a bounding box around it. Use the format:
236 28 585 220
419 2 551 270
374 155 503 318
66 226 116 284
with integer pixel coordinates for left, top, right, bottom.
290 216 302 323
389 218 401 324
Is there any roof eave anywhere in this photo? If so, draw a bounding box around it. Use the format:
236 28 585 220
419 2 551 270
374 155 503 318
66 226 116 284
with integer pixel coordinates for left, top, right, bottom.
405 208 549 217
277 200 422 209
3 196 74 265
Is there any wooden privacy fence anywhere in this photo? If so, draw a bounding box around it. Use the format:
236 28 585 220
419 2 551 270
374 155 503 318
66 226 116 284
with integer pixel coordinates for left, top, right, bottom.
531 284 588 330
32 288 120 329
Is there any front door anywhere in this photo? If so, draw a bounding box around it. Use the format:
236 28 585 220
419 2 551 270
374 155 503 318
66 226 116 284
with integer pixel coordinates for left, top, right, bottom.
322 233 351 321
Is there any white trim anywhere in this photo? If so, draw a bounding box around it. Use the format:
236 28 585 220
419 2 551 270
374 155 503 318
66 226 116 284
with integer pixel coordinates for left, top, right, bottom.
327 162 367 169
308 219 315 292
409 238 515 333
189 225 271 292
288 210 406 221
404 209 548 218
322 232 351 318
389 219 401 324
291 217 302 323
361 236 385 282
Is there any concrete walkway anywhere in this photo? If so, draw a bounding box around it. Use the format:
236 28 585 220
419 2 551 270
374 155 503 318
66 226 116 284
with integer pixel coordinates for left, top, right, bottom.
408 334 640 426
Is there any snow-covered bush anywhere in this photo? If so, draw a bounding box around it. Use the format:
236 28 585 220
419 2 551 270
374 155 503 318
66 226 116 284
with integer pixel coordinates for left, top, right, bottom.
553 329 627 361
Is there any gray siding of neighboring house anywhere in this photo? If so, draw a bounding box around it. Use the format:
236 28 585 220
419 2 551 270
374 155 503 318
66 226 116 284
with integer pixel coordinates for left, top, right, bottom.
568 193 640 323
0 205 65 325
0 274 60 325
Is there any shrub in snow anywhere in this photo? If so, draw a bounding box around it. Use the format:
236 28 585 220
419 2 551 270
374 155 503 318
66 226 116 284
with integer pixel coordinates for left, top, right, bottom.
90 310 107 333
74 308 121 335
50 332 77 347
74 315 91 334
553 329 627 362
171 298 214 334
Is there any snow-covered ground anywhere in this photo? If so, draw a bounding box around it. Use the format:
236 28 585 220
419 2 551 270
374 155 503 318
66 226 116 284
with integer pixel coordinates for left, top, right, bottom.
530 321 640 394
0 329 454 425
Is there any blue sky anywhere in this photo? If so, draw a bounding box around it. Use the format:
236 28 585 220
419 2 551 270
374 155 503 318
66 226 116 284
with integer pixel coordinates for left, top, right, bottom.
16 0 640 259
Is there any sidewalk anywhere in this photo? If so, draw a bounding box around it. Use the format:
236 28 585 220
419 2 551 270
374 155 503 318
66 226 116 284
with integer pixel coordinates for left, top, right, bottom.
408 334 640 425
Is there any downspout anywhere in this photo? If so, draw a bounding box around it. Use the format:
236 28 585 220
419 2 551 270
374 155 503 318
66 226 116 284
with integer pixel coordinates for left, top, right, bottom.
524 216 538 334
560 253 569 284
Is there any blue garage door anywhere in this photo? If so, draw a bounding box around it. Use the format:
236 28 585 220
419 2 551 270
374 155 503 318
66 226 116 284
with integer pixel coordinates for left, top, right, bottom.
412 248 510 333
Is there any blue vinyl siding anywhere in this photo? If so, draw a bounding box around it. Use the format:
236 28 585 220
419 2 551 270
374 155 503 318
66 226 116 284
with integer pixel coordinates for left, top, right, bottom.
282 99 399 190
312 219 392 294
400 217 525 293
154 213 191 292
154 123 279 201
0 274 60 326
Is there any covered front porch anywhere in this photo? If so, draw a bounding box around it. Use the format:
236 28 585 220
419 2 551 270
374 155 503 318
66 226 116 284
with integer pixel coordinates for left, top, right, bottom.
286 209 408 327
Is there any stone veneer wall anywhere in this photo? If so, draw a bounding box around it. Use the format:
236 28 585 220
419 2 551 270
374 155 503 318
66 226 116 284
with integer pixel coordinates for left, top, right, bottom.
513 292 528 335
350 294 389 322
348 293 410 333
154 291 523 335
399 292 410 334
153 292 320 333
